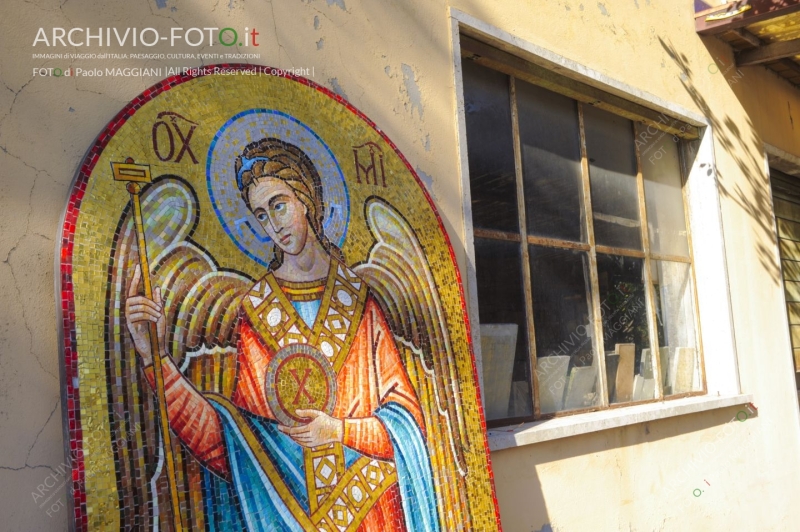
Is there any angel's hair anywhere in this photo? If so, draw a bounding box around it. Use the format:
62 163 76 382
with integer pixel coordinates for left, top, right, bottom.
235 137 344 270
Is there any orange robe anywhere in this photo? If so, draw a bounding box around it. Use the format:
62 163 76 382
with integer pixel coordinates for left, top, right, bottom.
144 275 424 531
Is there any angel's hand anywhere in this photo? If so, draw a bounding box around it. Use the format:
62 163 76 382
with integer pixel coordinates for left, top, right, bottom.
124 265 166 366
278 410 343 448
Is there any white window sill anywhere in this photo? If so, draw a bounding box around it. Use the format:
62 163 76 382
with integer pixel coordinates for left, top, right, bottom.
487 393 753 452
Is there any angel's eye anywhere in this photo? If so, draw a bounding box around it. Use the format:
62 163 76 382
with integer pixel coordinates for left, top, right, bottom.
255 212 268 223
273 202 287 215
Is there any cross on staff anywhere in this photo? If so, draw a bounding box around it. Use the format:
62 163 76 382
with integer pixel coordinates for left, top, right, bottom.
112 158 183 532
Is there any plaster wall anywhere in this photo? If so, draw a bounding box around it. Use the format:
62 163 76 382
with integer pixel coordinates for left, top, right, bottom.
1 0 799 530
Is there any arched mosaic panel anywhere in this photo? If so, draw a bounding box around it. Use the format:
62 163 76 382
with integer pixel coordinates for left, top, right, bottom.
57 65 501 531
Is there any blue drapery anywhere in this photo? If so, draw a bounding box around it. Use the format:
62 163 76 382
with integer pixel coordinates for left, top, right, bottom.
200 398 440 532
375 402 441 532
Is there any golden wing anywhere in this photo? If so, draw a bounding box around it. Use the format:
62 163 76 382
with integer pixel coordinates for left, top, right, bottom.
105 176 252 531
354 197 471 531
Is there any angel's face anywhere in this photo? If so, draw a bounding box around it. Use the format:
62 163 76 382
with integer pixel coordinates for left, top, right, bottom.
248 178 309 255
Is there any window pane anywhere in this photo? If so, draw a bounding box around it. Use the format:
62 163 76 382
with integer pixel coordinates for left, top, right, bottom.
474 237 532 420
517 80 585 242
652 260 701 395
462 60 519 233
584 105 642 250
529 245 599 413
596 254 653 403
642 134 690 257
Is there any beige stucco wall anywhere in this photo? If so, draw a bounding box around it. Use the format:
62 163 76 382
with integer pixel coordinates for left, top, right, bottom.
2 0 800 530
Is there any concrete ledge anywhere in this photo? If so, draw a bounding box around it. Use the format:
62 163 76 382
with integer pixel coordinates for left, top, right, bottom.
765 143 800 177
487 393 754 451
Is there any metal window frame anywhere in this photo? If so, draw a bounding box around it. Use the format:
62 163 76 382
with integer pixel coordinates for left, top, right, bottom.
460 39 707 428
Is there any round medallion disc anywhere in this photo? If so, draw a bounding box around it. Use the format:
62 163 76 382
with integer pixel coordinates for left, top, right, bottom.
265 344 337 427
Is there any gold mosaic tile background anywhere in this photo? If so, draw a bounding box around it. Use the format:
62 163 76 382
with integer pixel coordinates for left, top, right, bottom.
66 69 499 531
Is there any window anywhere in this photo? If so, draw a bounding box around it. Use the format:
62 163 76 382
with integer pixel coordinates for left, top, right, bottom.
461 38 705 426
770 168 800 394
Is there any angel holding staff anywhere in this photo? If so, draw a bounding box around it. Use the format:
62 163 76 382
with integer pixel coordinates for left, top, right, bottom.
123 137 445 531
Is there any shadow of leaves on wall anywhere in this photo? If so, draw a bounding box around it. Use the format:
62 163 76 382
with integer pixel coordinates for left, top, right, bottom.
659 36 781 285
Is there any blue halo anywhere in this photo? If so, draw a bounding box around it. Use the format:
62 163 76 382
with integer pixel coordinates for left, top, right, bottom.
207 109 350 267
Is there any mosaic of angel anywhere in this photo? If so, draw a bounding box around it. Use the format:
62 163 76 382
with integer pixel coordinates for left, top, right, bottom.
106 127 471 531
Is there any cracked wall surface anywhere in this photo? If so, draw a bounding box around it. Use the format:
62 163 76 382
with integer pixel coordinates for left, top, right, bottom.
2 0 800 530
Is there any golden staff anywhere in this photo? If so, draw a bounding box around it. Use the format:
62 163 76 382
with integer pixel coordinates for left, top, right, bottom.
112 158 183 532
